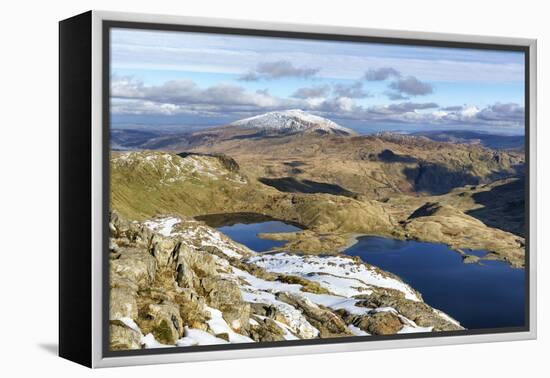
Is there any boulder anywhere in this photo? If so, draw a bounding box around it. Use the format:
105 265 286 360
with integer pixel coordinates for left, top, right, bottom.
110 320 142 350
248 316 286 342
109 211 129 239
174 245 202 289
150 235 180 267
198 276 250 332
126 222 153 246
174 288 211 331
110 287 138 320
110 249 156 290
277 292 352 338
110 210 152 245
361 311 403 335
138 301 184 345
462 254 480 264
175 246 218 288
110 274 139 292
354 291 462 331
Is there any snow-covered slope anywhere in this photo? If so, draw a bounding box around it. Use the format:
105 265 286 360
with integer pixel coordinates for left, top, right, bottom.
230 109 356 135
109 213 463 350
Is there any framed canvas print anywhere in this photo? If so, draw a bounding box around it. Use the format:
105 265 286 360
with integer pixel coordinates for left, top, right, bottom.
59 10 537 368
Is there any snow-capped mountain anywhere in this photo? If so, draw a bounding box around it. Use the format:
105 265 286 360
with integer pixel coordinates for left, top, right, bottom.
230 109 356 136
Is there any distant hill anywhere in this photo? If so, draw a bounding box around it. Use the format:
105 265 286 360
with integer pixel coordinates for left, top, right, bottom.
111 118 525 153
110 110 356 151
110 129 167 151
412 130 525 150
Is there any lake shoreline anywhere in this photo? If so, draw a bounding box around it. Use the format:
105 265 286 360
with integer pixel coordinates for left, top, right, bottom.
209 215 525 330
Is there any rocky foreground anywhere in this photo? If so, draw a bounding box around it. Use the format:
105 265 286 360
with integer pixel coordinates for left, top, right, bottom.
109 212 462 350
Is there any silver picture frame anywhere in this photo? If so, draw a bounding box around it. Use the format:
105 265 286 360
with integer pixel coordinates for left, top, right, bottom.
79 10 537 368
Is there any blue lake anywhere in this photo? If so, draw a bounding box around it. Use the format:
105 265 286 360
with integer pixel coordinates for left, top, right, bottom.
202 213 526 330
345 236 526 330
217 220 301 252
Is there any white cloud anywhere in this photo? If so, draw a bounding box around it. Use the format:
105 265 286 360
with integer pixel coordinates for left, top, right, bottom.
461 106 480 117
111 76 524 130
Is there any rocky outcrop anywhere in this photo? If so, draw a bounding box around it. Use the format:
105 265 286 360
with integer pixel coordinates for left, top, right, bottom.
352 289 463 332
277 293 352 338
248 316 286 342
349 311 404 335
110 287 138 320
403 202 524 267
108 211 463 350
177 152 241 173
139 302 184 344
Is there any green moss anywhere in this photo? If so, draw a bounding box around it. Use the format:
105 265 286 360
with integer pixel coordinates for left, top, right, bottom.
152 319 174 344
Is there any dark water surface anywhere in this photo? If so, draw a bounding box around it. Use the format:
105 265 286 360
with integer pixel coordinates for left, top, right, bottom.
198 213 301 252
203 212 525 330
345 236 525 330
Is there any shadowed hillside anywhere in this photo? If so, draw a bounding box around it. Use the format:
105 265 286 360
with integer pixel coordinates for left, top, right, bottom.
466 177 525 237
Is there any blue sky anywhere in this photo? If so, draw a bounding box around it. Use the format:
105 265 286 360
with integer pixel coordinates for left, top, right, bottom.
110 28 525 135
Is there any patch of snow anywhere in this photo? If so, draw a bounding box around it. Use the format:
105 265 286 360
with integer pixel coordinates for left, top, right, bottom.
396 313 433 334
118 317 175 348
144 217 181 236
118 317 142 334
231 267 319 338
200 229 244 258
254 315 299 341
348 325 370 336
177 327 228 346
230 109 355 135
231 259 436 335
302 273 374 297
205 306 254 343
433 309 461 327
175 223 251 258
232 267 302 293
141 333 174 348
241 289 319 339
170 221 253 259
398 325 433 334
301 292 371 316
248 253 420 301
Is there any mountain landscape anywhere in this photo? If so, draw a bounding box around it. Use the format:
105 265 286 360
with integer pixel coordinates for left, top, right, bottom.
109 108 526 350
107 30 527 351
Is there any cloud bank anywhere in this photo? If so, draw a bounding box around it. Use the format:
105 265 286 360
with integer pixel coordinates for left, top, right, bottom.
364 67 401 81
111 75 524 130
